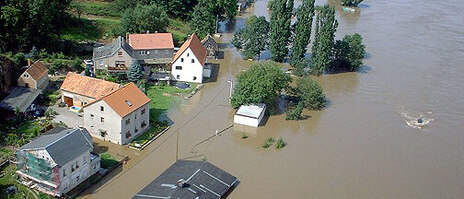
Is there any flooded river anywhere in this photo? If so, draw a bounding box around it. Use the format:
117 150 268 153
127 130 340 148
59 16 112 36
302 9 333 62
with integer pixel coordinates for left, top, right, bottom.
83 0 464 198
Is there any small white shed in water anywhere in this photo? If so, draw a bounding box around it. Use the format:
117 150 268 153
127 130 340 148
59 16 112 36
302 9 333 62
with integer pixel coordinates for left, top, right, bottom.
234 103 266 127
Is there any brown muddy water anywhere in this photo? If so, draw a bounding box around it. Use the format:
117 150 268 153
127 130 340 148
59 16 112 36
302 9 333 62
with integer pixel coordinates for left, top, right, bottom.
82 0 464 198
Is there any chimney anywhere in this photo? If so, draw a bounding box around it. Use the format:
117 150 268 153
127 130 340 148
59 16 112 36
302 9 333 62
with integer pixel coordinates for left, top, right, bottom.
147 30 150 34
155 31 158 34
27 59 31 67
126 33 129 42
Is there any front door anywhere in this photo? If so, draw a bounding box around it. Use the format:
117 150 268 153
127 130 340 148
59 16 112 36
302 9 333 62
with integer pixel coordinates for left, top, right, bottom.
64 96 73 107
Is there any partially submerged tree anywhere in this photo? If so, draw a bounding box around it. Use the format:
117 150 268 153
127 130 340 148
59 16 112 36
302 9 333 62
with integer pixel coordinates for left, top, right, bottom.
285 101 304 120
231 61 291 108
291 0 315 62
121 4 169 34
294 77 326 110
332 33 366 72
269 0 294 62
232 15 270 59
127 60 143 83
341 0 363 7
311 5 338 76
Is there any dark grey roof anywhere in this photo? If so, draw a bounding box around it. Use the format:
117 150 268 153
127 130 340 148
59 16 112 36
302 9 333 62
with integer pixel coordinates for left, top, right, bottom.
93 36 134 60
18 128 93 167
133 160 238 199
0 87 41 112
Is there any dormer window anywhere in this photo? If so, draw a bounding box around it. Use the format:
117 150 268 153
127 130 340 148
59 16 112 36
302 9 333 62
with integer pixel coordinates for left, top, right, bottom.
125 100 132 106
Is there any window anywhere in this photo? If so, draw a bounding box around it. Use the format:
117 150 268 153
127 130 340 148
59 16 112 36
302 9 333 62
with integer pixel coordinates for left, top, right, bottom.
71 164 75 172
84 102 87 105
135 128 138 133
146 51 150 54
125 131 131 138
176 75 180 79
100 106 104 111
90 114 94 118
141 121 147 128
101 117 104 123
141 109 146 115
191 59 195 63
181 58 184 62
126 118 130 125
193 76 197 81
135 114 137 119
115 61 126 68
63 169 66 177
83 157 87 165
76 161 79 169
24 74 29 77
118 51 122 56
99 60 103 66
187 53 190 57
175 66 182 70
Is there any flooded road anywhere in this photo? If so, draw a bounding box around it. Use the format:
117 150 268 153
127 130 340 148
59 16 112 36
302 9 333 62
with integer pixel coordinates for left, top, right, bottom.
83 0 464 198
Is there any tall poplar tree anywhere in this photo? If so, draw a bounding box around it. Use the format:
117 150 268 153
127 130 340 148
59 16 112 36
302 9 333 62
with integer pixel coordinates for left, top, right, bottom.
291 0 315 62
311 5 338 76
269 0 294 62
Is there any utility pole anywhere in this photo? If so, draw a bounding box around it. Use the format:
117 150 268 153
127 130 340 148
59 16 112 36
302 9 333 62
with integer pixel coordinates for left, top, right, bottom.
176 129 179 160
227 79 233 103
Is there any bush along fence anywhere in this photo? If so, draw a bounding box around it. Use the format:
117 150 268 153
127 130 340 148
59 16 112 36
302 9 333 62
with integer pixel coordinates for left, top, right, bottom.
128 124 170 151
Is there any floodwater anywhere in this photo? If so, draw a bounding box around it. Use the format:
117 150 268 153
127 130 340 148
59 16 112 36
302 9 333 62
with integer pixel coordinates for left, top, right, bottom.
82 0 464 198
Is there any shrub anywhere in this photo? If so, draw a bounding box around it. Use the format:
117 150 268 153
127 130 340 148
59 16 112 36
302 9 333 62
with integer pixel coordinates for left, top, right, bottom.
276 137 287 149
285 102 304 120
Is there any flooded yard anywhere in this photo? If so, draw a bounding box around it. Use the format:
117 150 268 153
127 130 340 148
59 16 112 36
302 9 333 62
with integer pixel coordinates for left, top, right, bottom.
81 0 464 198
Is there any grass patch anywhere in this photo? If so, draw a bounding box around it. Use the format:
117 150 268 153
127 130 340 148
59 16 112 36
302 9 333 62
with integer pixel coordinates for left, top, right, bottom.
100 153 119 169
0 164 53 199
41 90 60 106
146 84 196 121
129 123 168 148
73 1 121 18
262 137 284 149
167 18 191 46
62 17 121 41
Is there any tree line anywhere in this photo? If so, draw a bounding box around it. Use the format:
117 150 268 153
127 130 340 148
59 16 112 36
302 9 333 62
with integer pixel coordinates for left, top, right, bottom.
232 0 366 76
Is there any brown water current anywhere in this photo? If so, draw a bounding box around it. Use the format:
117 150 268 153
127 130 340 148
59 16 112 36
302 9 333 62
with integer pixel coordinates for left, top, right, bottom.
81 0 464 198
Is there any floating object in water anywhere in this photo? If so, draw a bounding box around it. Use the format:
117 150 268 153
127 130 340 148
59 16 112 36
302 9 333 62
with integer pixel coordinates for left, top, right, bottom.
400 110 434 129
342 6 356 13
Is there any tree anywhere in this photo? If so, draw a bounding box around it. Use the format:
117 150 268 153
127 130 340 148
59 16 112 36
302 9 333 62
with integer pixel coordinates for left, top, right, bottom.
290 0 315 62
311 5 338 76
291 57 309 77
232 15 270 59
199 0 238 20
285 101 304 120
71 2 84 22
295 77 326 110
191 3 216 39
269 0 294 62
70 58 83 72
120 4 169 34
231 61 291 108
332 33 365 72
341 0 363 7
0 0 71 52
127 60 143 83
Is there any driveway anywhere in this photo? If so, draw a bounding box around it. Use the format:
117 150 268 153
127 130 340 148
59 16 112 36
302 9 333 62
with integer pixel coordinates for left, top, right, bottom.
49 104 83 128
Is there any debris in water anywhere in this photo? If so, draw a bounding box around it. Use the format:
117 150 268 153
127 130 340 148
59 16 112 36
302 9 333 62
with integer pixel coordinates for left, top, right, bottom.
400 110 434 129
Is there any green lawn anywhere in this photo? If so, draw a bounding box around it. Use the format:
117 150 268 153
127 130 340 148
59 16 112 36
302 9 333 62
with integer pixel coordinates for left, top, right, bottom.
41 90 60 106
0 164 53 199
146 84 196 121
61 17 121 42
129 123 168 148
72 1 121 18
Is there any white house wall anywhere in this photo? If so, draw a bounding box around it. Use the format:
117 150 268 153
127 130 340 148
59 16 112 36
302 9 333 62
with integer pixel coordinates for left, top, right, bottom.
83 100 123 144
57 151 92 195
171 48 204 83
120 103 150 144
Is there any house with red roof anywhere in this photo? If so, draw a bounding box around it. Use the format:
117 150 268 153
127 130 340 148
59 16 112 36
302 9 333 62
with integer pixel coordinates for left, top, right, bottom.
171 33 211 83
18 60 49 90
83 82 151 145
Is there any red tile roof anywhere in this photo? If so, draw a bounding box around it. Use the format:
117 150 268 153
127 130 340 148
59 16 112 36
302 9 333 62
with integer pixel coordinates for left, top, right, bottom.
60 72 120 99
85 82 151 117
26 61 48 81
172 33 207 66
128 33 174 50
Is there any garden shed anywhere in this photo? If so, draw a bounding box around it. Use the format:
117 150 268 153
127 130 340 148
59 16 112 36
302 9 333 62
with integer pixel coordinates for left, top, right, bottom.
234 103 266 127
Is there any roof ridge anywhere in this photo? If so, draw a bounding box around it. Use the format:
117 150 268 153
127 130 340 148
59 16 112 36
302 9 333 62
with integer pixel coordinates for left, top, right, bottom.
83 82 134 108
44 129 78 150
